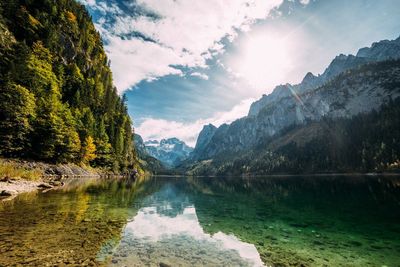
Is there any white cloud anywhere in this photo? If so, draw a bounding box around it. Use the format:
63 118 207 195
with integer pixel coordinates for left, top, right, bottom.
79 0 96 7
82 0 283 93
190 72 209 80
105 36 184 91
300 0 310 5
135 98 255 146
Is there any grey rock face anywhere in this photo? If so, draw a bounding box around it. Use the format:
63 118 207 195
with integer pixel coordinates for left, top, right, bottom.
191 37 400 161
133 134 147 157
357 37 400 60
191 124 217 160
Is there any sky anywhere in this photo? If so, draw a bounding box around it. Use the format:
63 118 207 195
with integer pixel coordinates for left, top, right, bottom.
79 0 400 146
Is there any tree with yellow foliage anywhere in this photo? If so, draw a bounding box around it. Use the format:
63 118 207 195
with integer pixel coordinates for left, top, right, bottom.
65 11 77 22
82 136 96 164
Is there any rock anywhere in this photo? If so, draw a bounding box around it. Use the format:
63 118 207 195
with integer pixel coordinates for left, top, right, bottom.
348 240 362 247
81 259 91 266
37 183 53 189
0 190 17 196
159 263 171 267
49 181 62 186
0 176 10 182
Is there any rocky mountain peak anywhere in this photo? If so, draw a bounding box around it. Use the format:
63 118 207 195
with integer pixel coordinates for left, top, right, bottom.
248 36 400 118
356 36 400 60
160 138 181 146
194 124 217 152
302 72 316 83
144 137 193 167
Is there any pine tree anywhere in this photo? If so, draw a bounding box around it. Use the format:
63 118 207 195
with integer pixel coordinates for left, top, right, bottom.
93 119 113 167
0 82 36 156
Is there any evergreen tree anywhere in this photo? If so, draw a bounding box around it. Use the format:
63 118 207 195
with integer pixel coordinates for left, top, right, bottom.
0 82 36 157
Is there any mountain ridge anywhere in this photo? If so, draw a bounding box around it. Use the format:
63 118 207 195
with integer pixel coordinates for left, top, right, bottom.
248 36 400 117
143 137 193 168
187 36 400 173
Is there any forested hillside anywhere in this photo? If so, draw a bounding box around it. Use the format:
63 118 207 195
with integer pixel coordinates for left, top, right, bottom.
0 0 137 171
185 97 400 176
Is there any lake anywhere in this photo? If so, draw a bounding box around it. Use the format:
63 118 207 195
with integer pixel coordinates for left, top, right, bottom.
0 175 400 266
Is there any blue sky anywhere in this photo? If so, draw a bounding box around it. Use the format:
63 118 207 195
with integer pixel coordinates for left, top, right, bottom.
79 0 400 146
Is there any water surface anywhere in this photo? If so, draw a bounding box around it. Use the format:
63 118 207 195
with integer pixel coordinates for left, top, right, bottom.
0 175 400 266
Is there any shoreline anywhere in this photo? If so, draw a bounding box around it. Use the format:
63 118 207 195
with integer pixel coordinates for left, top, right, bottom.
3 156 399 201
0 179 43 200
0 176 66 201
0 174 133 201
0 158 113 201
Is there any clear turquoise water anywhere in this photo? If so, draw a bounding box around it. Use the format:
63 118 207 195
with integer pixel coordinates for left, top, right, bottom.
0 175 400 266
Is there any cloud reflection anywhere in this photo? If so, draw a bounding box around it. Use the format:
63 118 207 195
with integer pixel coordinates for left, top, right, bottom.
118 205 264 266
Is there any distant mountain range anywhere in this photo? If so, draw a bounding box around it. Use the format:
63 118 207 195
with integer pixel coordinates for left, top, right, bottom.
134 135 193 168
183 36 400 175
133 134 165 174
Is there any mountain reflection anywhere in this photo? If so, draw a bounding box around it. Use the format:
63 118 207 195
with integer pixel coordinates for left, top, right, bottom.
110 182 264 266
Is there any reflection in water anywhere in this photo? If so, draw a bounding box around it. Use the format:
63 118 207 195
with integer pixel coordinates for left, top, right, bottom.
0 175 400 266
111 186 264 266
0 177 150 266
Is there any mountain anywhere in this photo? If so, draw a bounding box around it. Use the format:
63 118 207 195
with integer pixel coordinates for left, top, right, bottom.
144 138 193 167
133 134 148 159
248 36 400 117
356 38 400 60
191 124 217 160
187 37 400 174
0 0 138 171
133 134 165 174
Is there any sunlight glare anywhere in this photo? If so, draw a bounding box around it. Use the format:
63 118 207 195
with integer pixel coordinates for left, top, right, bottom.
233 33 292 91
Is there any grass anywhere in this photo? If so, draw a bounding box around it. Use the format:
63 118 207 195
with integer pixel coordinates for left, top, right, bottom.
0 160 43 181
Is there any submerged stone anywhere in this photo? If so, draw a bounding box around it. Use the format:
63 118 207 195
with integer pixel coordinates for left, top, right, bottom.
0 190 16 196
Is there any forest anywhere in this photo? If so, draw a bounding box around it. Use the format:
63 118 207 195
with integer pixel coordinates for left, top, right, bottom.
0 0 138 172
